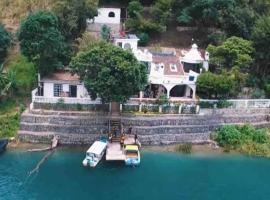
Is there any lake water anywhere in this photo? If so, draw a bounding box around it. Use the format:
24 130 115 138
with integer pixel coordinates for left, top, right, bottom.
1 148 270 200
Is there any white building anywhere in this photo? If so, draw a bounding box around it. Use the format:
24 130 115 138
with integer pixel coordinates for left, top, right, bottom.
87 8 121 34
31 35 208 105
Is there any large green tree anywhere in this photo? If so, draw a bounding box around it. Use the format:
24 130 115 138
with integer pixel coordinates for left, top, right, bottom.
70 42 147 103
0 24 11 64
251 15 270 77
18 11 68 76
207 36 254 71
197 71 235 99
53 0 98 41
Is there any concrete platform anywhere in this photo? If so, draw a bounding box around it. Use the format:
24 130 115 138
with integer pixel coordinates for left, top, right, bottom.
106 142 125 161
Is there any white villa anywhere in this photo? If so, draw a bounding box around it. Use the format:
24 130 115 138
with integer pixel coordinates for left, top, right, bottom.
31 7 209 106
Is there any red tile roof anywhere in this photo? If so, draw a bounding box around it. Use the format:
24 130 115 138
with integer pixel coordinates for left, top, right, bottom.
41 70 80 82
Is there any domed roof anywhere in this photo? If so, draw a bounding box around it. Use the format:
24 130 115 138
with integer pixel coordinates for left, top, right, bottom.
182 44 204 64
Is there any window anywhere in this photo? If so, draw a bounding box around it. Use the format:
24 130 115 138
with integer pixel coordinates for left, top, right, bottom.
124 43 131 49
54 84 63 97
69 85 77 98
108 12 115 18
170 64 177 72
154 65 159 71
117 42 122 47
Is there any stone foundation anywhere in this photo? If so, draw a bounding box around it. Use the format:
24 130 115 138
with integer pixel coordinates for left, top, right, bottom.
18 108 270 145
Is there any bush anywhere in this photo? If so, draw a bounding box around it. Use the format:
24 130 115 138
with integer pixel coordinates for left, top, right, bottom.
8 55 36 96
175 143 192 154
155 94 169 105
138 32 149 46
216 125 242 148
265 84 270 98
215 124 270 156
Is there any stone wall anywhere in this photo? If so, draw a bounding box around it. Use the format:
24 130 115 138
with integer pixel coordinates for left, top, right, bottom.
18 108 270 145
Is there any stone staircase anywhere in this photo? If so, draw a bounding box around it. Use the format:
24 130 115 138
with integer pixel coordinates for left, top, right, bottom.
18 108 270 145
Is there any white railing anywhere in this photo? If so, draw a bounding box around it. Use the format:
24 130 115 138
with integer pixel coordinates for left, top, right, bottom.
200 99 270 109
32 89 102 105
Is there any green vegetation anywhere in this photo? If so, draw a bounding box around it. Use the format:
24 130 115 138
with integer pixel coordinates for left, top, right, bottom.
196 72 235 99
100 25 111 41
70 42 147 103
53 0 98 41
0 99 23 139
18 11 68 76
212 124 270 157
175 143 192 154
0 24 12 64
8 55 36 97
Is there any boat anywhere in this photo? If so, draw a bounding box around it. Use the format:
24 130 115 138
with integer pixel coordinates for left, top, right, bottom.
0 139 8 153
82 140 107 167
124 145 140 166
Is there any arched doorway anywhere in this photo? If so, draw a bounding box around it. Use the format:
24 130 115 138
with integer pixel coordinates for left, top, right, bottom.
169 85 186 97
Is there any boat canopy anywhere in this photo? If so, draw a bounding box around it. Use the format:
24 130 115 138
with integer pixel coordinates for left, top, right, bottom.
87 141 107 155
125 145 138 152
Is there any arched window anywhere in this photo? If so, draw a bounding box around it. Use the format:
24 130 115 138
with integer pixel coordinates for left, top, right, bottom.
108 12 115 18
124 43 131 49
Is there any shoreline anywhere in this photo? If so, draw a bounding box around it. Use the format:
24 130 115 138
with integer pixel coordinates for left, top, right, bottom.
7 140 227 155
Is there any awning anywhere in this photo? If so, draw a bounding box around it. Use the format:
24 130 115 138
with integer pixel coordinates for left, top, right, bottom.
125 145 139 151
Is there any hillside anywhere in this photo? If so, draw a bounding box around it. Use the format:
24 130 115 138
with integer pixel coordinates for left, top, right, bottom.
0 0 54 32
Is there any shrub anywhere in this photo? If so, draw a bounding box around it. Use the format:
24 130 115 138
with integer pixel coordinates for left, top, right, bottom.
155 94 169 105
138 32 149 46
101 25 111 41
265 84 270 98
216 100 233 108
216 125 242 148
8 55 36 96
175 143 192 154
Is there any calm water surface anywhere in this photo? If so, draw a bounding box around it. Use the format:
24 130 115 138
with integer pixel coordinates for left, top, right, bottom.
0 148 270 200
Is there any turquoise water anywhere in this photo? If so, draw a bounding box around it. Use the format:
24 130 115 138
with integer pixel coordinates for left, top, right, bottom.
1 149 270 200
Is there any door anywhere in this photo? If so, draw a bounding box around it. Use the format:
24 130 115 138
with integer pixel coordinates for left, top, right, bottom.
69 85 77 98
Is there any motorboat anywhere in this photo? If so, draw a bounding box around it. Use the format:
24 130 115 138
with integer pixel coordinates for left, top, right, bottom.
82 140 107 167
124 145 140 166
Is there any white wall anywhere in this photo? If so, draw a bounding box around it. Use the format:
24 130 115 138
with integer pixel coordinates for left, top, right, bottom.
114 38 139 51
43 82 90 98
94 8 121 24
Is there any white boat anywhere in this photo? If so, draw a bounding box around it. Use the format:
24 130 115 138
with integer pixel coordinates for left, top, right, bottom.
124 145 140 166
82 140 107 167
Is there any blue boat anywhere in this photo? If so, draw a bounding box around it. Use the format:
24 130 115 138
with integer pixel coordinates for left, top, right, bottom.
0 139 8 153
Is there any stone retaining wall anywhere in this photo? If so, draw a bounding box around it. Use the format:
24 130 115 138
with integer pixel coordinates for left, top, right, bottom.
18 108 270 145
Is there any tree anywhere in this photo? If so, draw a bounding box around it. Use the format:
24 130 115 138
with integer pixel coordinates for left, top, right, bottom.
207 36 254 71
18 11 68 76
100 25 111 41
251 16 270 77
196 72 235 99
127 0 143 18
0 24 11 64
70 42 147 103
53 0 98 41
177 0 235 27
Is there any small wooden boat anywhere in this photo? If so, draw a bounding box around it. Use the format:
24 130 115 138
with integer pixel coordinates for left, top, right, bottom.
82 140 107 168
0 139 8 153
124 145 140 166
